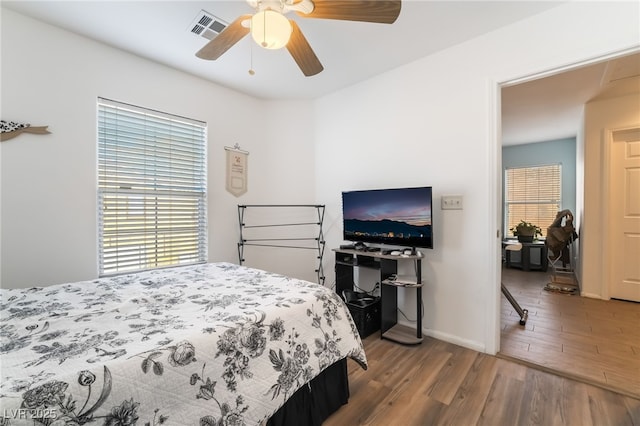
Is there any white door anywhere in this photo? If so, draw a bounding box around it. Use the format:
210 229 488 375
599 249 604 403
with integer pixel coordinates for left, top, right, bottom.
609 127 640 302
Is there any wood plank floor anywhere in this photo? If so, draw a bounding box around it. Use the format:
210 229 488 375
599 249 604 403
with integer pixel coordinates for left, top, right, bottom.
324 334 640 426
499 266 640 399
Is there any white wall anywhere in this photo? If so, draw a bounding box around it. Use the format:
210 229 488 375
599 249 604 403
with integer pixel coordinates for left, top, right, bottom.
315 1 640 353
231 100 321 281
0 9 316 288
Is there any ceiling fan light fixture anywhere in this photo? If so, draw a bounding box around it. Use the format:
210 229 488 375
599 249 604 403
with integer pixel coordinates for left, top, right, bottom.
250 10 292 50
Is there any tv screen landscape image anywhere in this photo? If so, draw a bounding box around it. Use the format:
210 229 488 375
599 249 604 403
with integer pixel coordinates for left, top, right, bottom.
342 186 433 249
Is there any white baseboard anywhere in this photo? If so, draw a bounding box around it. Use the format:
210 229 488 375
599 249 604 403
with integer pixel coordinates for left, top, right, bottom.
581 291 604 300
396 320 486 353
424 329 485 353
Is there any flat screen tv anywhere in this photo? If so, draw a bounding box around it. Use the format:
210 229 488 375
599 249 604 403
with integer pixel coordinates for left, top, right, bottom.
342 186 433 249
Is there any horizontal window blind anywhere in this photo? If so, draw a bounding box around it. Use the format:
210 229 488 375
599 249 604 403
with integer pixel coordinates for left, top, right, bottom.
505 164 561 237
98 98 207 276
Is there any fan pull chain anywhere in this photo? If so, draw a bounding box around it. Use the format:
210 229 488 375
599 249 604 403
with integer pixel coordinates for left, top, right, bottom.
248 41 255 76
262 9 268 47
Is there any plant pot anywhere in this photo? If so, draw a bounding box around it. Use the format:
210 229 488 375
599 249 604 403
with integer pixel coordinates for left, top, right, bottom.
517 235 534 243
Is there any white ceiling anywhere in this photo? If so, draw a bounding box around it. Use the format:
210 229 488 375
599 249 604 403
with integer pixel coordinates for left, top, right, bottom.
501 53 640 145
3 1 639 145
1 0 564 99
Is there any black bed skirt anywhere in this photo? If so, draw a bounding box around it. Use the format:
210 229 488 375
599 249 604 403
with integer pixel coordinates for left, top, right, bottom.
267 358 349 426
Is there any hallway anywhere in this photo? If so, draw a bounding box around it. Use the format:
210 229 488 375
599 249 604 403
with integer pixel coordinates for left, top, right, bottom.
500 267 640 398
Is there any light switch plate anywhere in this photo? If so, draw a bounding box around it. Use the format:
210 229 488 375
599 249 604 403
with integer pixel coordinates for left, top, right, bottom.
441 195 463 210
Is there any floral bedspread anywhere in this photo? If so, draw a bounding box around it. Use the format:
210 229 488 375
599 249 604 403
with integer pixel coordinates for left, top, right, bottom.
0 262 367 425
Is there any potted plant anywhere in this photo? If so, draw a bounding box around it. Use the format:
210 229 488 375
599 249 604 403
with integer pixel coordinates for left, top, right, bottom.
510 220 542 243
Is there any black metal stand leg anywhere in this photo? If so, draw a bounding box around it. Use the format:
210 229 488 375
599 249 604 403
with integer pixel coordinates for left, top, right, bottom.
501 283 528 326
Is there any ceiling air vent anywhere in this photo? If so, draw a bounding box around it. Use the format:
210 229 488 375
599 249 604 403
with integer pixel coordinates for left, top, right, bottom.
189 10 228 41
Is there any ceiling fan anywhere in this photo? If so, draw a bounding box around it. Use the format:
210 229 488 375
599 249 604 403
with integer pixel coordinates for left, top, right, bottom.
195 0 402 77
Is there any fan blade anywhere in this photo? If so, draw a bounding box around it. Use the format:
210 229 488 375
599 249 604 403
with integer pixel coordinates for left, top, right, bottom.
298 0 401 24
196 15 251 60
286 20 324 77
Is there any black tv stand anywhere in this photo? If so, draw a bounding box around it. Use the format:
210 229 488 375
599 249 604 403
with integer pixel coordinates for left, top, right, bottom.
334 248 423 345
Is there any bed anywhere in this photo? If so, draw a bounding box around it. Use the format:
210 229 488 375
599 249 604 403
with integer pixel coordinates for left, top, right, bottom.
0 262 367 425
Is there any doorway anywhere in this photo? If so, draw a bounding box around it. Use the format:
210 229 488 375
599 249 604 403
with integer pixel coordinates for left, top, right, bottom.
497 51 640 397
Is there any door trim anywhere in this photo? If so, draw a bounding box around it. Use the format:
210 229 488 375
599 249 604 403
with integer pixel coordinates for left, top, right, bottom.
604 125 640 300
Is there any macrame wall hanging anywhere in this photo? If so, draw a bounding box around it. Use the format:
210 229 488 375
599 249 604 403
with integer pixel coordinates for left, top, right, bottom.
224 143 249 197
1 120 51 142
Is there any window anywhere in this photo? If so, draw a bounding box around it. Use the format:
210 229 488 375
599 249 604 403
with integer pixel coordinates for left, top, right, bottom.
505 164 561 237
98 98 207 276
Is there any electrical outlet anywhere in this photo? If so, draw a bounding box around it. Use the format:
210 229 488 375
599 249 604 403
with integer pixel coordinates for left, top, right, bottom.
441 195 463 210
